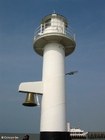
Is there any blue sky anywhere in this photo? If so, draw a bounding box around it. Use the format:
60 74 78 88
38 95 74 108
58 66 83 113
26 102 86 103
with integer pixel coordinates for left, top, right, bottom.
0 0 105 133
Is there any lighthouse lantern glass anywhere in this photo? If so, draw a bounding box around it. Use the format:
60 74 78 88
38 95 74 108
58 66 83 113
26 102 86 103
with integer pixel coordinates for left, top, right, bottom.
42 16 66 34
45 19 51 28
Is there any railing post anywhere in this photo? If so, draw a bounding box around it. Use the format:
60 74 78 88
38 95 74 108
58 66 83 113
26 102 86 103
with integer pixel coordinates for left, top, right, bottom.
74 34 76 41
40 24 42 33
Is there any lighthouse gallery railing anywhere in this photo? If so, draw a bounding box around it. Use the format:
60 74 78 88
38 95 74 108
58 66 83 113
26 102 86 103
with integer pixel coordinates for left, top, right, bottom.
34 21 76 41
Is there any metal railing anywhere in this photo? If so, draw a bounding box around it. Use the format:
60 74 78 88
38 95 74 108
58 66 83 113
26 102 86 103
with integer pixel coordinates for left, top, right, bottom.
34 21 76 41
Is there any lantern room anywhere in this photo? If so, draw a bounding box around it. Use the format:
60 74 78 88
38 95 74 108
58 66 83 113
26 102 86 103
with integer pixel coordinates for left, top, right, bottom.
40 13 68 34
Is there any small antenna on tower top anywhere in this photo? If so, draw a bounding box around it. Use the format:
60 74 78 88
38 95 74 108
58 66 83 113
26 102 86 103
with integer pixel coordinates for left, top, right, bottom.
78 120 80 128
53 10 56 13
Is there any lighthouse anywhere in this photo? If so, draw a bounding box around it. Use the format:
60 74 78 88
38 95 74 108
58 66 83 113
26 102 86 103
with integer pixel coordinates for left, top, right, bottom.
19 13 76 140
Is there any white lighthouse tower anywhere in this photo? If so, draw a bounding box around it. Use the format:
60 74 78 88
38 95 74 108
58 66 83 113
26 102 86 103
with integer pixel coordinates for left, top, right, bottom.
19 13 76 140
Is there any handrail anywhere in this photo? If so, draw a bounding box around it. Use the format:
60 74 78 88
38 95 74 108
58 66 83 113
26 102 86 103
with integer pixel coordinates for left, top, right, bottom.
34 21 75 41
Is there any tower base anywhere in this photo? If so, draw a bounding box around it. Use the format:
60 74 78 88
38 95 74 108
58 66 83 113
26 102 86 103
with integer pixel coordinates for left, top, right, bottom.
40 132 72 140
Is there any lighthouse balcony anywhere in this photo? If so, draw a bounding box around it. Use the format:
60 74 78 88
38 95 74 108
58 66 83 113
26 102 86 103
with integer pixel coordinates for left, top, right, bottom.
33 20 76 56
34 21 75 41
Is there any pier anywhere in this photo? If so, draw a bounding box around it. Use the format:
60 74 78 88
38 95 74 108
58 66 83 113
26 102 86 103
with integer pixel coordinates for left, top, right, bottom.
88 132 105 139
